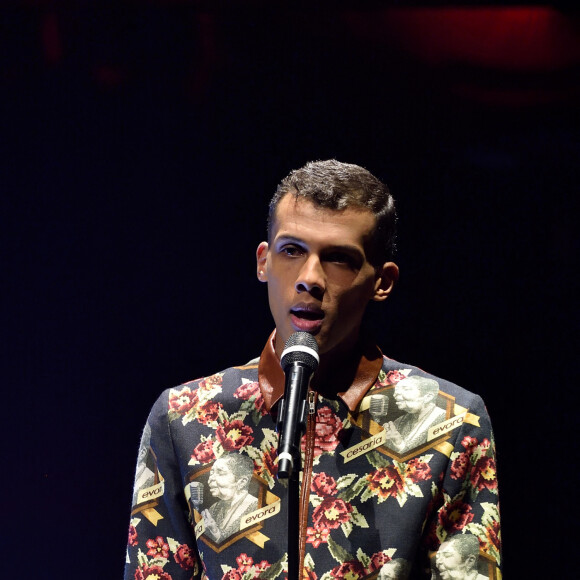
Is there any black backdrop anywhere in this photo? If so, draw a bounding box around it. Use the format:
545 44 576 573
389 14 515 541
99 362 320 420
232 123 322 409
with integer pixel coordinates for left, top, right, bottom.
2 3 578 578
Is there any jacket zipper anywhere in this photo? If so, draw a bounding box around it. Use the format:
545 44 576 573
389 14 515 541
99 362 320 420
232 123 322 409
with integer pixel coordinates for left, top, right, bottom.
298 390 317 576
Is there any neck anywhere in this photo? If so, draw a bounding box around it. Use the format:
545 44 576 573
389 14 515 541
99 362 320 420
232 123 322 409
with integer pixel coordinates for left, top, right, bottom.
228 489 248 505
414 402 436 421
311 339 366 397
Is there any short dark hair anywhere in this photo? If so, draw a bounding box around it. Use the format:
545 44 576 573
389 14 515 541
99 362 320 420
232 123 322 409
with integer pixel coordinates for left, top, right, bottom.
268 159 397 264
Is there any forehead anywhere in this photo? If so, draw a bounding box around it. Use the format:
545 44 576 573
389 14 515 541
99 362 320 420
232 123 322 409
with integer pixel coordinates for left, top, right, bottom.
212 459 232 472
439 542 459 556
396 380 420 391
271 194 376 248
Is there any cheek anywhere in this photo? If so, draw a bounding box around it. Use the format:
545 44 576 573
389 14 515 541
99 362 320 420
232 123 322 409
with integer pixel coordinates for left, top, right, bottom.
267 269 292 299
324 265 358 287
333 276 376 309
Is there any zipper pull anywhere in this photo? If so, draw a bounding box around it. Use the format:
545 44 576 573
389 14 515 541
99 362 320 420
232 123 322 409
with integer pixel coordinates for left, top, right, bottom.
308 391 317 415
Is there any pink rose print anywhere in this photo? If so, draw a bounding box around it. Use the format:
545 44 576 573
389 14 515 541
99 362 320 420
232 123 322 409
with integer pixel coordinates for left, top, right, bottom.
174 544 195 570
450 451 471 480
306 525 331 548
367 465 405 500
312 497 353 530
311 472 338 497
128 524 138 546
222 570 243 580
460 435 479 451
198 373 223 391
301 406 342 457
216 420 254 451
145 536 170 559
405 458 432 482
191 440 216 464
331 560 366 580
485 519 502 554
236 554 254 573
370 551 392 571
169 387 198 415
135 564 172 580
223 555 271 580
196 400 223 425
470 456 498 493
234 382 266 415
438 497 474 533
258 444 278 479
381 370 408 385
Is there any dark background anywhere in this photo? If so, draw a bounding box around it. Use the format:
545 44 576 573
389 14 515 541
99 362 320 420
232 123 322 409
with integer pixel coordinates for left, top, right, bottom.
2 2 578 577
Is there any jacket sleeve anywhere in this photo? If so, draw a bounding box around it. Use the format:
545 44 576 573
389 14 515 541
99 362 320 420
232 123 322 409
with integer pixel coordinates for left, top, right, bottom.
422 394 501 578
124 390 202 580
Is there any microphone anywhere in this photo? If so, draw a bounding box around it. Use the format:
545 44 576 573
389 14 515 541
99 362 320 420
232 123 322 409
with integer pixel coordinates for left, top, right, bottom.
277 332 319 479
369 394 389 425
188 482 204 512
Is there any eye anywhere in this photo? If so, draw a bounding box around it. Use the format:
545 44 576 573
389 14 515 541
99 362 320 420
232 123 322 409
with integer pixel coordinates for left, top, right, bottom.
324 251 361 269
280 244 304 257
325 252 350 264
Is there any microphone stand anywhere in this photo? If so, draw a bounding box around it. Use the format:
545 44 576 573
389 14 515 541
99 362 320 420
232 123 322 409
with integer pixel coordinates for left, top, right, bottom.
278 394 308 580
277 332 319 580
287 452 301 580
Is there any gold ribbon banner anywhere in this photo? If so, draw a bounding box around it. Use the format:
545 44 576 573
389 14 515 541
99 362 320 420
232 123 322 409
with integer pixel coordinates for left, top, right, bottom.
453 404 480 428
136 481 165 504
141 508 164 526
427 413 466 442
433 441 455 458
247 530 269 548
464 412 480 427
341 430 387 463
194 519 205 539
359 395 372 412
239 500 281 531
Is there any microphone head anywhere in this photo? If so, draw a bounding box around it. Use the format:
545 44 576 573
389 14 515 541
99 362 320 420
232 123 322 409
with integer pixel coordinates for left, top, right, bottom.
369 394 389 422
189 482 204 507
280 332 319 372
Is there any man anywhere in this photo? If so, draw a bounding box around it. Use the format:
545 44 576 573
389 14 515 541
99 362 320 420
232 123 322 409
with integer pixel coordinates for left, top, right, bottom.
124 160 501 580
200 454 258 544
434 534 488 580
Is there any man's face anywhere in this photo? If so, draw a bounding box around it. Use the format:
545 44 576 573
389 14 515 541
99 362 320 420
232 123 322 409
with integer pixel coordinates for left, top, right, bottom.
208 458 238 501
435 541 472 579
393 380 429 414
257 195 397 359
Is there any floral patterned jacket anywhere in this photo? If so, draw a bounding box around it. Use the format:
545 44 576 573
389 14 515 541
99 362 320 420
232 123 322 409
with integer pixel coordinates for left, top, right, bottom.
124 334 501 580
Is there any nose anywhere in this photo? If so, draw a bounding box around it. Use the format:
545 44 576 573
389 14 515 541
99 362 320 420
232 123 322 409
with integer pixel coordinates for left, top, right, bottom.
295 255 325 295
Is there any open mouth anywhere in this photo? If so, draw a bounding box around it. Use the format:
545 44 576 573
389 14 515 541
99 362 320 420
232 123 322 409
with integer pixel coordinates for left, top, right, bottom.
291 309 324 321
290 306 324 333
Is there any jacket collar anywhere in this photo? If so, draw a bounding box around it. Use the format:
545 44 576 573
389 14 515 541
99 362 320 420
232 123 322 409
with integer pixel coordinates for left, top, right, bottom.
258 330 384 412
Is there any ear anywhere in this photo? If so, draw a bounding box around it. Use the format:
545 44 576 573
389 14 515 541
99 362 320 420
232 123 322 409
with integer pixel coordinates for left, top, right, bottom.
422 391 436 404
372 261 399 302
237 476 250 491
256 241 269 283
